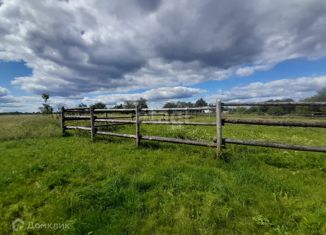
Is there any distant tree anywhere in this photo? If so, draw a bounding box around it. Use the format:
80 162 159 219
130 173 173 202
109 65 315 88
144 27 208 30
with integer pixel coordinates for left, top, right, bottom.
113 104 124 109
39 93 53 114
245 98 295 115
91 102 106 109
78 103 87 108
176 101 194 108
267 106 285 116
305 87 326 102
136 98 148 109
123 100 136 109
163 101 194 108
234 107 248 113
163 102 177 108
298 87 326 114
42 93 49 103
263 99 295 115
279 98 295 114
247 106 259 114
195 98 208 107
119 98 148 109
257 104 268 114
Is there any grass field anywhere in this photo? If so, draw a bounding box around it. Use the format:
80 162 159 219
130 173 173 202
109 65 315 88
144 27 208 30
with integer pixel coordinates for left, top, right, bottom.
0 114 325 234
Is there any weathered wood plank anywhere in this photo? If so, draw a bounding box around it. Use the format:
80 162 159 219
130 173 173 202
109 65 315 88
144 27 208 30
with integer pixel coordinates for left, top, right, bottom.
65 107 89 111
64 116 91 120
90 107 96 141
95 119 136 124
141 120 215 126
60 107 65 136
135 106 140 147
142 107 212 112
141 135 216 147
65 126 92 131
103 116 133 119
96 131 137 139
223 102 326 106
224 138 326 153
94 108 135 113
216 99 222 157
223 118 326 128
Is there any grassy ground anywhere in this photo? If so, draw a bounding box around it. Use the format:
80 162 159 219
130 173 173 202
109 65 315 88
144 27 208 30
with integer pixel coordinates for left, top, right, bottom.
0 114 325 234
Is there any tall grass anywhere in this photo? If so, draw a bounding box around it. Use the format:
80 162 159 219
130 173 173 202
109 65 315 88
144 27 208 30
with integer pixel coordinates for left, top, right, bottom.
0 115 61 141
0 115 325 234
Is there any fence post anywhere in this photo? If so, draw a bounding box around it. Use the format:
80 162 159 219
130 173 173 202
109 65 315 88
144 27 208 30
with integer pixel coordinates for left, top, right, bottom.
61 106 66 136
216 99 223 158
105 112 109 129
135 105 140 147
90 107 95 141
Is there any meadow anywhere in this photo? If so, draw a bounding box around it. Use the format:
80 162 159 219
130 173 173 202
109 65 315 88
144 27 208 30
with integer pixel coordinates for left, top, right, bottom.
0 114 325 234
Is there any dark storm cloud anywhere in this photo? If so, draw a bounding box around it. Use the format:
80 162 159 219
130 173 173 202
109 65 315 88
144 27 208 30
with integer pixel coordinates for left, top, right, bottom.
0 0 325 96
155 1 262 68
136 0 161 12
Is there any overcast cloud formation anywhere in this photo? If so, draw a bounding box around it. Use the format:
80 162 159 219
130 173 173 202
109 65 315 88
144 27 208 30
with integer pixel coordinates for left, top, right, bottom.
83 86 205 105
0 0 326 100
216 76 326 102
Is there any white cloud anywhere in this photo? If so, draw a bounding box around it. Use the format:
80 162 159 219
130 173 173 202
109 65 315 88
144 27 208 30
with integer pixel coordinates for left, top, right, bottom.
1 75 325 112
83 86 205 106
215 76 326 102
0 0 325 96
0 86 9 96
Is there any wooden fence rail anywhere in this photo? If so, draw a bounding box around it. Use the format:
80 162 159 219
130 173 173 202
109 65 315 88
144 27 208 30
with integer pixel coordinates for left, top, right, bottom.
223 118 326 128
222 102 326 106
61 101 326 156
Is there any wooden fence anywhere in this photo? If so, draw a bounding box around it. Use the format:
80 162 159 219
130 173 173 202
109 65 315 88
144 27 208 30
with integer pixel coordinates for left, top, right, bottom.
61 100 326 157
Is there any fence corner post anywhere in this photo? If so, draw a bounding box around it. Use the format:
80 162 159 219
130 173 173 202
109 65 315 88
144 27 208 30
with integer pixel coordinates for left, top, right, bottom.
90 107 95 142
135 105 140 147
216 99 223 158
61 106 66 136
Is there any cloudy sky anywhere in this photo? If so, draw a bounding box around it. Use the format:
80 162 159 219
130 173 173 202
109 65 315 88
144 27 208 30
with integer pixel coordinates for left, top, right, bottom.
0 0 326 112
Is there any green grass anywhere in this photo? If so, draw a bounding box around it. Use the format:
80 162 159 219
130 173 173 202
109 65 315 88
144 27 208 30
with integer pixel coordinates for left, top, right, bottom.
0 115 325 234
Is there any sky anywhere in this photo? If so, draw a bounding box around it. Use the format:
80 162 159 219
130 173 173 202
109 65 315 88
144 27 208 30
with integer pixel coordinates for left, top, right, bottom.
0 0 326 112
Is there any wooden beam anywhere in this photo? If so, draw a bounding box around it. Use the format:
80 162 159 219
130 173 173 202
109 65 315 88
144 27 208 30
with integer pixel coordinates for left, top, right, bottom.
223 102 326 106
90 107 96 141
141 135 216 147
104 116 133 119
95 119 136 124
94 108 135 113
65 107 89 111
224 138 326 153
64 116 91 120
60 107 65 136
65 126 92 131
216 99 223 158
142 107 212 112
141 120 215 126
223 118 326 128
135 105 140 147
97 131 137 139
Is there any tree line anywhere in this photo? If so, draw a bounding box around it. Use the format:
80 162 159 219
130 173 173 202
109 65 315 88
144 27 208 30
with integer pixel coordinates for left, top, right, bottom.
36 87 325 115
228 88 326 115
